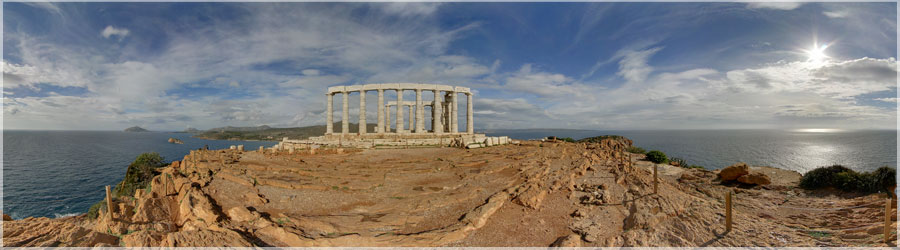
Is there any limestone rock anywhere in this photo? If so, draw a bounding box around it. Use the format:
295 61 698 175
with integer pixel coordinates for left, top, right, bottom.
3 214 12 221
550 234 582 247
718 162 749 181
226 206 256 222
571 218 604 242
3 217 119 247
737 172 771 185
122 230 166 247
513 184 547 209
160 228 253 247
177 187 222 227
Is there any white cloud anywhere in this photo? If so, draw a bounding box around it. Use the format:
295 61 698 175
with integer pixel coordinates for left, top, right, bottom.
823 10 848 18
101 25 130 39
874 98 898 103
503 64 577 97
616 47 662 84
4 4 488 130
378 3 442 17
746 2 805 10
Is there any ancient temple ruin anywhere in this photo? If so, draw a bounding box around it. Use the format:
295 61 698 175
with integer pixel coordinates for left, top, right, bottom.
280 83 512 148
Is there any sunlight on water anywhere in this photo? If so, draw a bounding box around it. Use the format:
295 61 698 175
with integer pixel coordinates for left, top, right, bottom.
794 128 844 133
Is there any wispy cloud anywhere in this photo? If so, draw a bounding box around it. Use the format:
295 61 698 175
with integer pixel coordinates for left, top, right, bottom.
746 2 805 10
101 25 129 39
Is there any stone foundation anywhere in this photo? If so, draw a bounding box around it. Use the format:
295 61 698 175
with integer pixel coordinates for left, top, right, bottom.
276 134 515 149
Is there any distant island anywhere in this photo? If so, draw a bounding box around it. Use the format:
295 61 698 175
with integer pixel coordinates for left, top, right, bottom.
192 123 375 141
123 126 149 132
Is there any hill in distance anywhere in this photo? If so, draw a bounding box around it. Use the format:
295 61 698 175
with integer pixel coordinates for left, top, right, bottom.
124 126 149 132
193 123 377 141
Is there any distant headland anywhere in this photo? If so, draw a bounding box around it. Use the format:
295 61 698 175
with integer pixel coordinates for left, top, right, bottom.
123 126 149 132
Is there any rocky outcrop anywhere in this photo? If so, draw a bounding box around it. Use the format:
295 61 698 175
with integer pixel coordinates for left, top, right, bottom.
717 162 771 185
718 162 749 181
550 234 583 247
3 216 119 247
168 138 184 144
5 137 893 247
737 172 771 185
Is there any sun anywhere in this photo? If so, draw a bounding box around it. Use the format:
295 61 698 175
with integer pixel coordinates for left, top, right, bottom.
804 43 829 63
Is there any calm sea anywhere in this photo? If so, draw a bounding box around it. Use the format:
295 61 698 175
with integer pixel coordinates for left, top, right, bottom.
2 131 276 219
486 129 897 173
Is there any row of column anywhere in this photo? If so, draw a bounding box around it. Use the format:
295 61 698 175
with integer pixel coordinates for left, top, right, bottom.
325 89 473 135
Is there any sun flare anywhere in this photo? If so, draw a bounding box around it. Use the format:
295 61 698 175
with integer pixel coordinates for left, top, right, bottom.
804 43 829 64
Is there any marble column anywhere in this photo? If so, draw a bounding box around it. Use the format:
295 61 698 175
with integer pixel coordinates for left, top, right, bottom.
386 104 392 132
451 91 458 133
358 90 366 135
466 93 474 134
415 89 424 133
341 91 349 134
326 93 333 134
377 89 384 133
408 105 414 131
396 89 404 133
433 91 443 134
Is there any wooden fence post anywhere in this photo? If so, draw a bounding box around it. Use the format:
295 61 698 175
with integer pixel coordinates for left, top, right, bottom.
653 164 658 194
725 191 732 233
105 185 113 220
886 196 893 243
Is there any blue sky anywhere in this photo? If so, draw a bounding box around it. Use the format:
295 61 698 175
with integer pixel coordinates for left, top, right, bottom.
3 2 897 130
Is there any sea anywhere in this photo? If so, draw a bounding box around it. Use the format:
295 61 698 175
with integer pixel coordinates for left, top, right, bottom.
2 129 896 219
2 131 277 220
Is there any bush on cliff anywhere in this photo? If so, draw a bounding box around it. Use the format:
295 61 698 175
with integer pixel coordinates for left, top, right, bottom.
800 165 896 194
88 153 168 220
576 135 626 143
86 200 106 220
114 152 168 198
626 146 646 154
646 150 667 164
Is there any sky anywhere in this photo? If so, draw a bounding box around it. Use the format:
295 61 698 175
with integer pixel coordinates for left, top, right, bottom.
2 2 898 131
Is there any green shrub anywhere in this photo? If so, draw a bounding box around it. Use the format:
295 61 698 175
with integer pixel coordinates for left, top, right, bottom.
576 135 626 143
799 165 896 193
113 152 168 198
646 150 667 164
626 146 646 154
86 200 106 220
89 152 167 220
669 157 687 167
559 137 575 143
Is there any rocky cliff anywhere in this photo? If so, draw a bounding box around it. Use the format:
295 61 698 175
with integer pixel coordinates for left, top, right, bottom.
2 139 896 247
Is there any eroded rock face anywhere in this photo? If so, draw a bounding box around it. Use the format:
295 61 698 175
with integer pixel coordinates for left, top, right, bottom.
3 216 119 247
737 172 771 185
226 206 256 222
718 162 749 181
160 228 253 247
550 234 583 247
